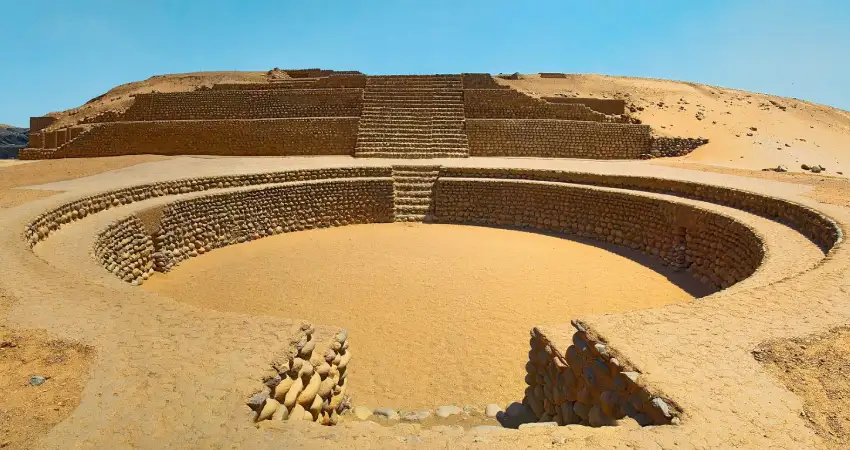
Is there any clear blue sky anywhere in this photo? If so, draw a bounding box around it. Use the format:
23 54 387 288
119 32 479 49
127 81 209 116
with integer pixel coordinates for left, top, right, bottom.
3 0 848 126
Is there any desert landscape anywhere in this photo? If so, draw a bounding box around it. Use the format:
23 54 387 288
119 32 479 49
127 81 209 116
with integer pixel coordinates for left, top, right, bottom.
1 70 848 449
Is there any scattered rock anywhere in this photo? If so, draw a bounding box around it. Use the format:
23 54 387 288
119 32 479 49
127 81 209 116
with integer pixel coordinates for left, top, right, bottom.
352 406 373 420
764 165 788 173
435 405 462 418
0 340 16 348
402 410 431 422
29 376 47 386
372 407 399 420
485 404 502 418
749 126 758 131
695 111 705 120
801 164 811 170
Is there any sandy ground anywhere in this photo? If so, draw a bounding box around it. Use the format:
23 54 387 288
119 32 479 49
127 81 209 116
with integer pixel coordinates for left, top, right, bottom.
503 74 850 174
142 223 705 409
0 289 93 450
756 327 850 449
0 155 170 208
653 160 850 207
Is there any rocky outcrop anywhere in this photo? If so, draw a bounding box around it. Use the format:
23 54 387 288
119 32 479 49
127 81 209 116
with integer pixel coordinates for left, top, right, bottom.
0 125 28 158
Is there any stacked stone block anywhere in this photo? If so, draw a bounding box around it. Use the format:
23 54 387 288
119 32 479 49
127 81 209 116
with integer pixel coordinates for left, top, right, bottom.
150 179 393 276
437 167 841 252
433 178 764 289
38 119 359 158
542 97 626 116
466 119 652 159
391 165 440 221
355 75 470 158
461 73 509 89
93 216 155 286
213 74 367 90
249 325 351 425
106 89 363 121
26 167 390 247
464 89 630 123
524 326 677 427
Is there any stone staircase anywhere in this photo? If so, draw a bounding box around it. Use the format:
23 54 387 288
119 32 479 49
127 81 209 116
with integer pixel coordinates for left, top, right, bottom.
391 165 441 222
355 75 470 158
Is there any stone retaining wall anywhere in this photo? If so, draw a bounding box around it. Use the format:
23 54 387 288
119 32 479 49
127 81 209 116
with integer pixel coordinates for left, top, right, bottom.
437 167 842 252
542 97 626 116
248 324 352 425
466 119 652 159
150 178 393 278
433 178 764 289
212 74 367 90
37 119 359 158
464 89 629 123
461 73 508 89
526 325 678 427
25 167 391 248
89 89 363 122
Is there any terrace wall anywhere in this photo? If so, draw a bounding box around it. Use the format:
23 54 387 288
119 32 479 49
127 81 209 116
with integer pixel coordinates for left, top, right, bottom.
434 178 763 290
464 89 628 123
49 119 358 158
466 119 652 159
89 89 363 122
542 97 626 115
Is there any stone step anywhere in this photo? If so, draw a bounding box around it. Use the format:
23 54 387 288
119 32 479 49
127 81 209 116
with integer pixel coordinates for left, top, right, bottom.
356 151 468 159
357 135 468 143
358 142 468 150
394 214 430 222
394 204 431 214
394 197 433 206
392 174 439 182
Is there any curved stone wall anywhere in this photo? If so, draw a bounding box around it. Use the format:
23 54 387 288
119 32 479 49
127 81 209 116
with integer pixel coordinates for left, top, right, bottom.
92 177 393 285
25 167 392 248
25 166 844 430
434 178 763 290
439 167 841 252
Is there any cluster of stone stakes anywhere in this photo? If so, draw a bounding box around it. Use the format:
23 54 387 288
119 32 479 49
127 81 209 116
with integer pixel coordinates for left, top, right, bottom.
248 324 351 425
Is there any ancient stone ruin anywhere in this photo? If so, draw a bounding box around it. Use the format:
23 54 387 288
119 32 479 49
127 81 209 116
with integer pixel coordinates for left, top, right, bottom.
21 71 704 160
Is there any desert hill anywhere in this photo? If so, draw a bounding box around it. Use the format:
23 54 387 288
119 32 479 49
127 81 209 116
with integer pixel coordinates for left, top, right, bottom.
0 124 28 159
40 71 850 174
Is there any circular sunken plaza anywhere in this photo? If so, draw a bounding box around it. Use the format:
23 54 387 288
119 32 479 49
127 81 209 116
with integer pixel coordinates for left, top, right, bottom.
3 72 850 449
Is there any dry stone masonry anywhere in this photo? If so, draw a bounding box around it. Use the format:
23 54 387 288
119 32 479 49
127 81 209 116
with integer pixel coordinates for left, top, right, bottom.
248 324 352 425
466 119 653 159
433 178 764 289
525 325 678 427
355 75 469 158
93 177 393 285
21 71 708 160
24 165 844 430
391 165 440 221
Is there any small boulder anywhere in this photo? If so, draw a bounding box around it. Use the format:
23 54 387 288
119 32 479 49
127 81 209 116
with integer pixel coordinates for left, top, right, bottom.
402 410 431 422
352 406 373 420
436 405 462 418
29 376 47 387
485 404 502 418
372 407 399 420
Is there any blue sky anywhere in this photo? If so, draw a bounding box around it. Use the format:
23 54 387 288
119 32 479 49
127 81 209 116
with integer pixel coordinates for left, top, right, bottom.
2 0 848 126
